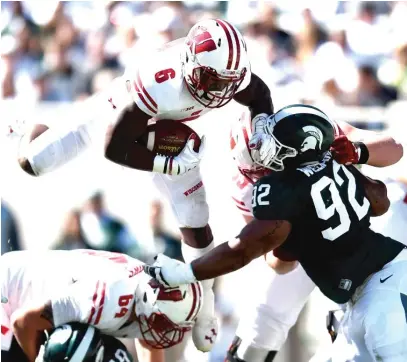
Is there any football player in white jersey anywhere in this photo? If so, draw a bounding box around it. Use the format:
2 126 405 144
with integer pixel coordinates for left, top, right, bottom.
1 250 203 362
144 108 404 362
16 19 275 351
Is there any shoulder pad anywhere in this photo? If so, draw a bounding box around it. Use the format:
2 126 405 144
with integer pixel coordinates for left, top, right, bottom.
252 173 306 221
124 61 159 117
123 46 184 117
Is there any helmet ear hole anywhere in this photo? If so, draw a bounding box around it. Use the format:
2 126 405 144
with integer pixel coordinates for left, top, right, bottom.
143 292 147 303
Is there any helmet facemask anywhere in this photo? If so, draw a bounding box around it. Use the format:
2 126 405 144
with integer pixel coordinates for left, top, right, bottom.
186 65 246 108
138 312 190 349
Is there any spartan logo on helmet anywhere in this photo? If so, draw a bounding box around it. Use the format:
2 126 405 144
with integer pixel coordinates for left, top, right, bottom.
300 125 324 152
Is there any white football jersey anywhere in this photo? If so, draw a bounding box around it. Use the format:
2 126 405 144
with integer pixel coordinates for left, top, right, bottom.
1 250 146 339
117 38 251 123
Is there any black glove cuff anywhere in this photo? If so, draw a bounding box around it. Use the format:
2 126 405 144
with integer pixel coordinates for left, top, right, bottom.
355 142 370 164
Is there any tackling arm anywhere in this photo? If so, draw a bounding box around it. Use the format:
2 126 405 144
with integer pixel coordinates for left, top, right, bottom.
145 219 291 285
11 301 54 362
191 219 291 281
339 121 404 167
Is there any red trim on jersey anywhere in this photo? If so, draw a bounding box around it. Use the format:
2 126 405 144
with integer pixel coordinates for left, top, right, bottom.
133 81 157 115
87 281 100 324
137 72 157 109
230 132 236 150
1 325 9 335
232 196 246 206
185 283 198 322
216 19 234 70
224 20 241 70
236 204 251 213
94 282 107 325
404 192 407 203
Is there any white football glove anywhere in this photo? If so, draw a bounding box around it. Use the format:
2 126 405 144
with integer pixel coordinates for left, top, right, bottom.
249 113 279 167
175 134 206 174
153 135 206 176
249 132 278 168
143 254 197 287
251 113 269 135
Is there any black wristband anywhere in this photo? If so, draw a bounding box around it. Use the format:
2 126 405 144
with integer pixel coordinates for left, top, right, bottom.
355 142 369 164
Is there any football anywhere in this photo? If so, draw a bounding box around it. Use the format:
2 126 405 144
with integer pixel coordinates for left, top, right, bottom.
139 120 201 157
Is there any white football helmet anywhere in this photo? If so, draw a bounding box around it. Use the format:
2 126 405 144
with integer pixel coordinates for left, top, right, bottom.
181 18 251 108
230 110 271 182
134 276 203 349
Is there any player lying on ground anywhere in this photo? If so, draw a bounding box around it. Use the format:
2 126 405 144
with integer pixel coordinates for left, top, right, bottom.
145 104 407 361
223 109 404 362
1 250 202 362
15 18 276 351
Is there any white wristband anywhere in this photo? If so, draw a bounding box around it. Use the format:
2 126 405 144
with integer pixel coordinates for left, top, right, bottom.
185 263 197 283
153 154 182 175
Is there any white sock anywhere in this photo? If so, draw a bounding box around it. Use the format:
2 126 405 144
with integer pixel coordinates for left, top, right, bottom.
182 241 215 320
237 342 270 362
181 241 215 290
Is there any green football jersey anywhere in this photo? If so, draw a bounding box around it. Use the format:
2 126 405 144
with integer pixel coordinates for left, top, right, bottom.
252 153 404 304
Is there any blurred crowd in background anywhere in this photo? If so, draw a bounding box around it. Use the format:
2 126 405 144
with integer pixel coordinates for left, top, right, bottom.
1 1 407 106
1 1 407 362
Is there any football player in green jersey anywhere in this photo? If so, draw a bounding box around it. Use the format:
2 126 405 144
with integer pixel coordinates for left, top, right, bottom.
145 104 407 361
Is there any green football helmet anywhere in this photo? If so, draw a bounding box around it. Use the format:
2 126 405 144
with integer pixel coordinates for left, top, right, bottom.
42 323 104 362
262 104 337 171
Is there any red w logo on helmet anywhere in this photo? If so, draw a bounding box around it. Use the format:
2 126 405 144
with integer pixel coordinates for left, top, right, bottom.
149 279 184 302
187 31 217 55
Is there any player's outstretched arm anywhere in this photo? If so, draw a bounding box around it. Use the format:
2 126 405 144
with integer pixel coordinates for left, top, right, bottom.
11 301 54 362
233 73 274 118
335 121 403 167
192 219 291 281
144 219 291 285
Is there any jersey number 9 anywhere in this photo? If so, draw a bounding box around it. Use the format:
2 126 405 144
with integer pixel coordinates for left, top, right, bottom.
311 163 369 241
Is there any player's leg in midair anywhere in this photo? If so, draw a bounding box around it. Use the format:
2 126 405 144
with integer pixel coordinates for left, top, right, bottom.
151 168 218 352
